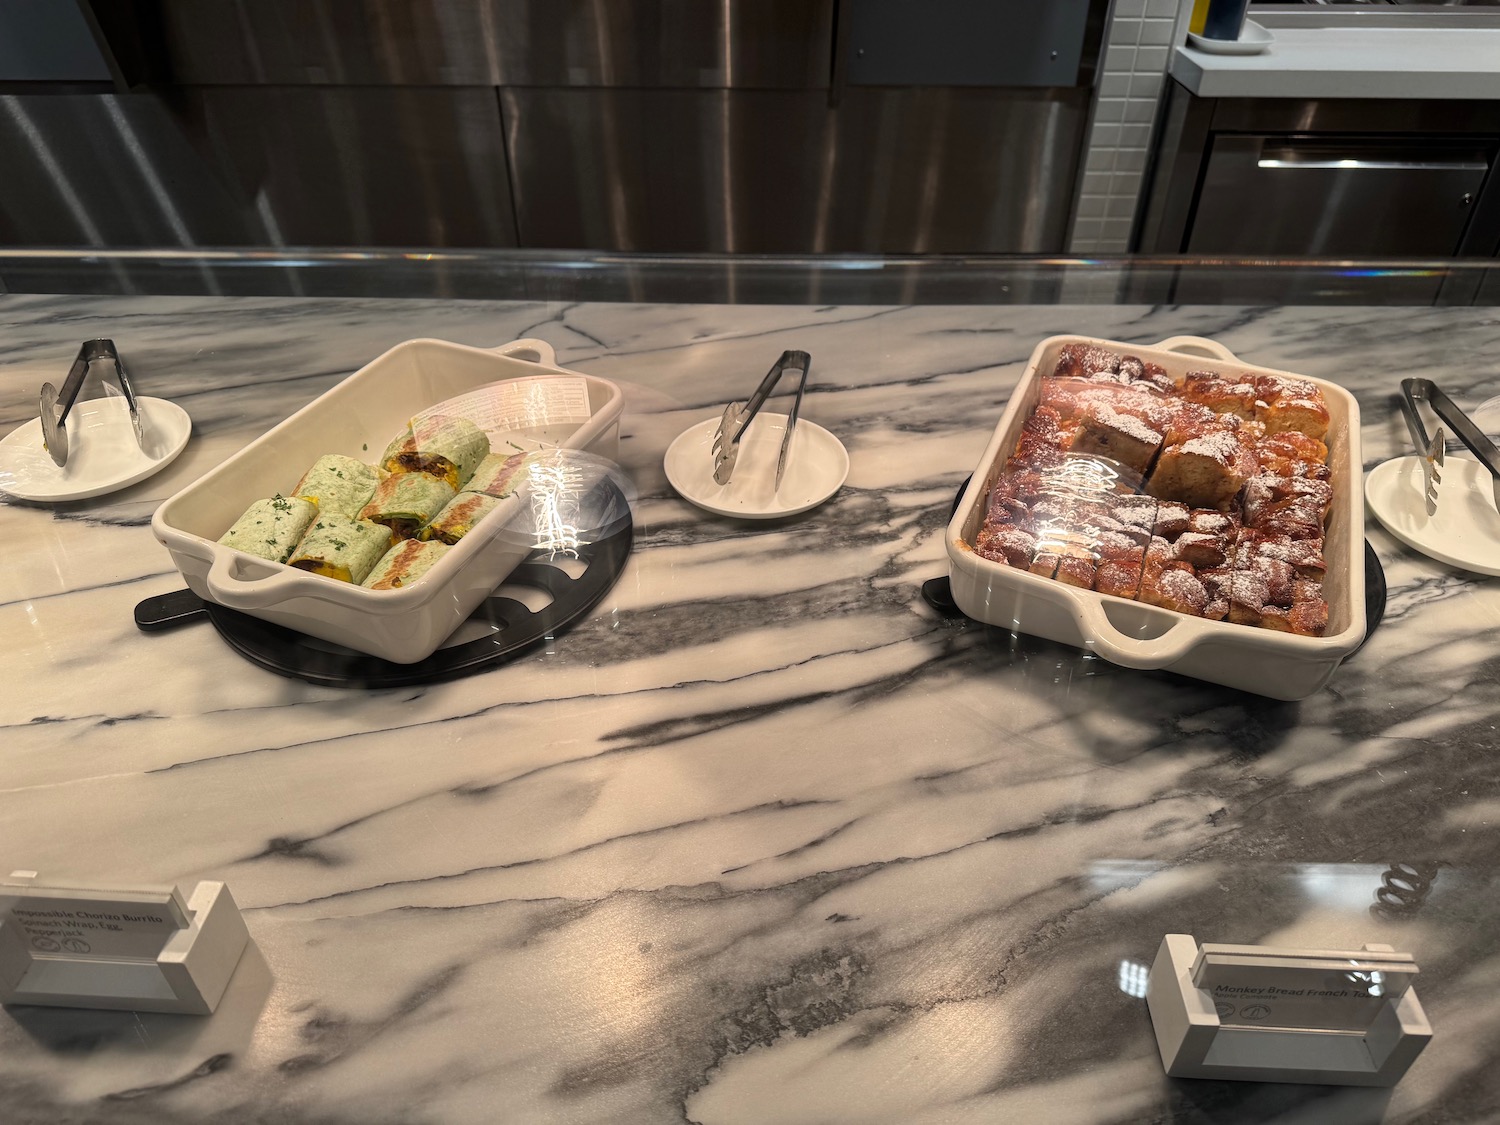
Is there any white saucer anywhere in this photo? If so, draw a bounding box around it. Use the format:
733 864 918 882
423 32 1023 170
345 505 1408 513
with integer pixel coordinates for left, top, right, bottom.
664 413 849 519
0 396 192 502
1188 19 1273 56
1365 455 1500 577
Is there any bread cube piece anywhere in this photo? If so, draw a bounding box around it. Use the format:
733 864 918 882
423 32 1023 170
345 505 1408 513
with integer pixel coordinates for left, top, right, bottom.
1257 535 1326 580
1259 597 1329 637
988 469 1048 523
1174 531 1229 569
1107 494 1159 543
1243 475 1333 543
1234 529 1297 606
1068 407 1163 476
1255 431 1330 479
1255 375 1330 441
1264 575 1331 637
1125 357 1177 393
1042 378 1176 431
1029 552 1063 579
1152 501 1191 539
1140 563 1210 616
1181 371 1262 421
1011 425 1070 470
1054 343 1122 380
1224 570 1272 626
1095 559 1145 600
1187 508 1238 537
1147 430 1255 511
1161 400 1220 446
975 524 1037 570
1054 553 1097 589
1196 566 1231 621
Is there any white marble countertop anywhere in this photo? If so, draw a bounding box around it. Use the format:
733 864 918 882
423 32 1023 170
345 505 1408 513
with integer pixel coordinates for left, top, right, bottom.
4 294 1500 1123
1172 26 1500 99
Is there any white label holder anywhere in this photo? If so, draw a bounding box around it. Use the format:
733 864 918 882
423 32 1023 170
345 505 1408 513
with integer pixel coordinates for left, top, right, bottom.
1146 934 1431 1086
0 872 250 1015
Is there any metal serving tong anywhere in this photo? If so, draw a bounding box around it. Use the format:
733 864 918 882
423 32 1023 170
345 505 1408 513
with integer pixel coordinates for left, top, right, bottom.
711 349 812 487
40 339 143 467
1399 377 1500 516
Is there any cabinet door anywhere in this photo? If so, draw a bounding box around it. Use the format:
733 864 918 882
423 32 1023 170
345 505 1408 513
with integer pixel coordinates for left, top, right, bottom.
1187 135 1491 257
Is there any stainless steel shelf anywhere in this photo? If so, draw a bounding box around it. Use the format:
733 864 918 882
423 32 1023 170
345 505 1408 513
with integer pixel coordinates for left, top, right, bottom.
3 247 1499 306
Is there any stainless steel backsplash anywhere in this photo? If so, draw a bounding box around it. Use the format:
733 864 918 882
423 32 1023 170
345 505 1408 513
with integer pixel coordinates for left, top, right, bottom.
0 0 1104 254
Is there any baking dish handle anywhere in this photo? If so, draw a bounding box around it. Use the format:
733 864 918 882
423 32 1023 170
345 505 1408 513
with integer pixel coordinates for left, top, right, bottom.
1073 597 1200 669
1153 336 1238 362
205 552 311 609
490 338 558 368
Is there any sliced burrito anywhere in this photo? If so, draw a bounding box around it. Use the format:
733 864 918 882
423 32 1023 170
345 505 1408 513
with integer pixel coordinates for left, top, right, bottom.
380 414 489 491
361 538 451 591
359 472 457 540
420 491 501 545
288 516 393 584
293 454 380 520
464 451 534 499
218 495 317 563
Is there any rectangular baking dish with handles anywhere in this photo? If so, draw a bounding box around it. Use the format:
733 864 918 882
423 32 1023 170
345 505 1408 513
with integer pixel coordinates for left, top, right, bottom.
153 338 623 664
945 335 1364 701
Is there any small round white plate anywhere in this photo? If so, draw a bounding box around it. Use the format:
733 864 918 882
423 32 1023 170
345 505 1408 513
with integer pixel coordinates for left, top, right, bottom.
1366 455 1500 577
665 413 849 519
0 396 192 502
1188 19 1273 56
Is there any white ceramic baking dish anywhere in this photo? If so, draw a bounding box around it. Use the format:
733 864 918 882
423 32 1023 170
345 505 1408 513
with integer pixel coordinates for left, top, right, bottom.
946 335 1364 701
153 338 623 664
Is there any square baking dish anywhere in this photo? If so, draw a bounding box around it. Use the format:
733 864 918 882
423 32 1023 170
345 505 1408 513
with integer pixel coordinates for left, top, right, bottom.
946 335 1364 701
153 338 623 664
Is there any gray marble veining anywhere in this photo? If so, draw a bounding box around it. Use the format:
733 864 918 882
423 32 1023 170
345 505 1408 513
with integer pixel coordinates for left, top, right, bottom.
3 295 1500 1124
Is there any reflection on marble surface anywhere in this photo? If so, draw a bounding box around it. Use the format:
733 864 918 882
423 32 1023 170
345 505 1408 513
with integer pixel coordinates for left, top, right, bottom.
3 296 1500 1123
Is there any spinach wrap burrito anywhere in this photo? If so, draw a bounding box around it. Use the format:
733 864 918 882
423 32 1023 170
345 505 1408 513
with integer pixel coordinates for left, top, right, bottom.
293 454 379 520
288 516 393 584
359 472 456 539
380 414 489 491
420 492 501 545
464 451 534 499
219 495 317 563
361 538 450 590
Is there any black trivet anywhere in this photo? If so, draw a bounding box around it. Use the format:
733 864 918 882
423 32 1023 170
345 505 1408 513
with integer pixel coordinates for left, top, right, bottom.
135 512 631 688
921 476 1388 656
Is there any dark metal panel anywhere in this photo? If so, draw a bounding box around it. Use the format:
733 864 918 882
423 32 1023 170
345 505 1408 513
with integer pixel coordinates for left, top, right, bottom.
189 87 516 247
1205 97 1500 135
844 0 1095 87
0 88 515 249
503 87 1086 253
0 94 251 248
125 0 833 88
0 1 111 82
1187 134 1491 256
1136 81 1214 254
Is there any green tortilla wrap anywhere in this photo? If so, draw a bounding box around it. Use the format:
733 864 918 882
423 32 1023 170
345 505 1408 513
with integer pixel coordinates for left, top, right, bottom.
288 516 393 584
359 472 457 540
464 452 534 499
219 495 318 563
361 538 451 590
380 414 489 491
420 492 502 545
293 454 379 520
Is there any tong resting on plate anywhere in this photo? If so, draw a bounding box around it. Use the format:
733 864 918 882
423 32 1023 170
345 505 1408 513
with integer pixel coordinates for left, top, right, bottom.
711 350 812 487
1399 377 1500 516
40 339 143 467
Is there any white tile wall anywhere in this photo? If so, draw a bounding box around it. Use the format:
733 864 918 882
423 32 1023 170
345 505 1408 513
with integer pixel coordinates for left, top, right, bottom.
1067 0 1196 255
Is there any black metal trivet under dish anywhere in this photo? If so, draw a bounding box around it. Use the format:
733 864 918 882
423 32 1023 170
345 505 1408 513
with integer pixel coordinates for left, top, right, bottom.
135 511 632 689
921 476 1387 656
